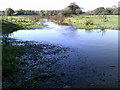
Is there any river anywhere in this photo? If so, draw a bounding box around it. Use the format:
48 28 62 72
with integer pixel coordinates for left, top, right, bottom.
8 19 118 88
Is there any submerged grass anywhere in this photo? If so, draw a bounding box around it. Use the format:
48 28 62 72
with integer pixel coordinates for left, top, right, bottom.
2 38 69 88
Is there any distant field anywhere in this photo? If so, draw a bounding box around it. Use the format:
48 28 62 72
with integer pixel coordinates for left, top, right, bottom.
63 15 119 30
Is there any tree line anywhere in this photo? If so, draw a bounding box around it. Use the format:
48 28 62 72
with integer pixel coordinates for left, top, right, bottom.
0 2 120 16
86 6 120 15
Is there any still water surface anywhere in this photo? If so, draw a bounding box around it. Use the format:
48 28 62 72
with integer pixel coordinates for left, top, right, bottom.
9 19 118 88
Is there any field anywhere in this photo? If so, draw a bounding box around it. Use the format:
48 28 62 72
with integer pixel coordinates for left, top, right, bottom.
2 16 46 34
63 15 119 30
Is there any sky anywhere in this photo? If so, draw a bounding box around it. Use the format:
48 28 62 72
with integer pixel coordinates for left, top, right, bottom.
0 0 120 11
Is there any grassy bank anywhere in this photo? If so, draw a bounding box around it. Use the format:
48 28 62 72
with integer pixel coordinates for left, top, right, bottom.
63 15 119 30
1 16 46 88
2 16 46 34
1 16 70 88
2 39 24 76
2 16 46 75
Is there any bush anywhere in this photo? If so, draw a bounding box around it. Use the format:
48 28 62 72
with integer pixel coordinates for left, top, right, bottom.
60 9 73 17
5 8 15 16
84 20 94 25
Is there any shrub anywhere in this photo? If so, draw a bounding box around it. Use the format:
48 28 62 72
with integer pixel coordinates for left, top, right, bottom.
5 8 15 16
84 20 94 25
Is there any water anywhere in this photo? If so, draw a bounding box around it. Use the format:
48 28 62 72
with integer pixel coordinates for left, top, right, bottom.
9 20 118 88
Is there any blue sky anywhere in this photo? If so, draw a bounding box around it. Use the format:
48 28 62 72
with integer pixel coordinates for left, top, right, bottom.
0 0 119 11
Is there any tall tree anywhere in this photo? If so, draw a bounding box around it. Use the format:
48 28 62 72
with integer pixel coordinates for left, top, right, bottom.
16 9 24 15
61 2 83 16
5 8 14 16
93 7 105 15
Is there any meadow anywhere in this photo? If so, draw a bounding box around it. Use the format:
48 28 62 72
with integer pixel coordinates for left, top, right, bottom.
2 16 46 34
63 15 119 30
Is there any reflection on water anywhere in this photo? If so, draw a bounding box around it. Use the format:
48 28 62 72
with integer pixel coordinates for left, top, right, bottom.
8 20 118 88
85 29 107 36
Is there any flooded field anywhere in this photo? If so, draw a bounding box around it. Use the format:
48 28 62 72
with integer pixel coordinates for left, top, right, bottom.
4 19 118 88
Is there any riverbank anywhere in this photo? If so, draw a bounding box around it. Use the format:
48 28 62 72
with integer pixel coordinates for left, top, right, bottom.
2 16 70 88
2 16 46 79
61 15 119 30
2 15 119 32
1 16 46 88
2 16 46 34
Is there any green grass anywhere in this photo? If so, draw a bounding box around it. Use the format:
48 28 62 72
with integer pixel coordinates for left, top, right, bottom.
63 15 119 30
1 16 46 79
2 16 46 75
2 40 24 76
2 20 22 34
2 16 46 34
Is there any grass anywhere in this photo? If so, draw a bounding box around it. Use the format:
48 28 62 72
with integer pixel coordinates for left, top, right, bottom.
2 38 25 76
2 20 22 34
63 15 119 30
2 16 46 34
1 16 46 88
2 44 24 76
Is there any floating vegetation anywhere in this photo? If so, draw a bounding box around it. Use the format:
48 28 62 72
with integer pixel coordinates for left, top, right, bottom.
2 38 70 88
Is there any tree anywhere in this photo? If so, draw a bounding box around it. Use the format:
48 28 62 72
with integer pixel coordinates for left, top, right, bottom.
16 9 24 15
60 9 73 16
39 10 45 16
75 9 82 15
113 8 118 15
61 2 83 16
93 7 105 15
68 2 80 13
86 6 120 15
5 8 15 16
118 7 120 15
105 8 113 15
